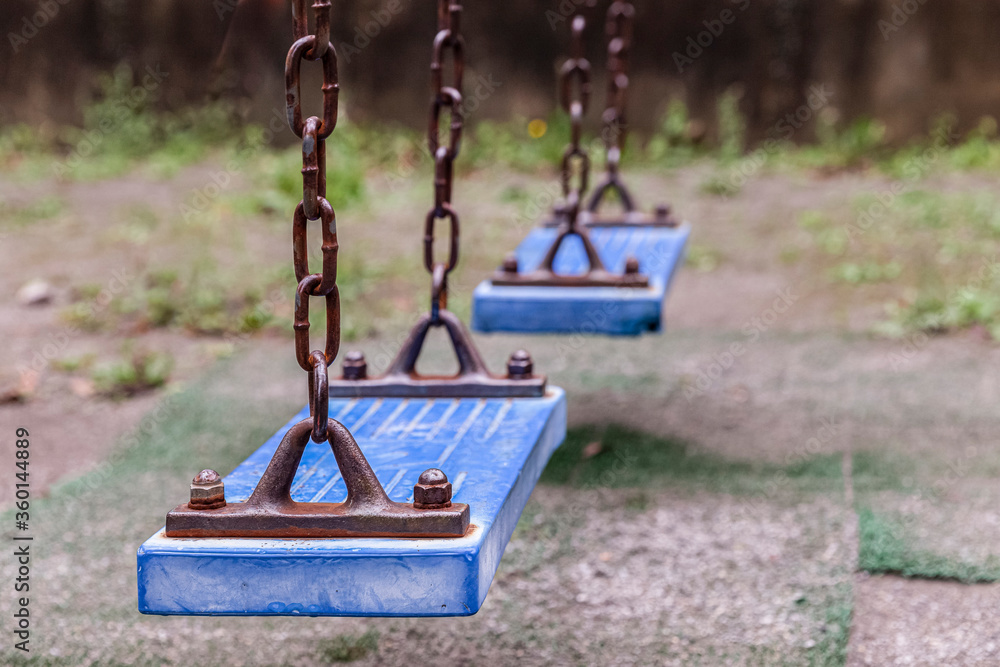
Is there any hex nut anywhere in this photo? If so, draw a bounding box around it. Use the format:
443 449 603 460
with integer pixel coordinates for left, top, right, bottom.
342 350 368 380
189 469 226 510
656 204 680 227
413 468 452 509
501 253 519 274
507 350 534 379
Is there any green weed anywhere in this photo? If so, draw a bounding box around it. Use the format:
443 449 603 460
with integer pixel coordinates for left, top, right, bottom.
699 173 741 197
0 195 64 229
857 508 1000 583
541 424 843 496
316 630 380 663
91 345 173 398
646 99 704 166
717 90 746 163
685 244 722 272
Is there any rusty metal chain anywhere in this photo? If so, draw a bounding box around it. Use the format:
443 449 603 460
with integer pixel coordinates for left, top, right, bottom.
425 0 465 321
602 0 633 173
559 14 592 224
292 0 331 60
286 0 340 442
585 0 638 214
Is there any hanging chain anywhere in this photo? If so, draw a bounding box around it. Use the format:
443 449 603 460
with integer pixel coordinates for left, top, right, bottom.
602 0 634 175
286 0 340 442
425 0 465 322
292 0 331 59
559 14 592 225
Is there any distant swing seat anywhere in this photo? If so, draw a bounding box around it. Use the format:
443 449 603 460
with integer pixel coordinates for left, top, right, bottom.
471 192 690 336
472 0 692 338
137 387 566 617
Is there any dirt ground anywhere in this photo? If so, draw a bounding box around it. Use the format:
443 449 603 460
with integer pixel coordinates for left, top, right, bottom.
849 574 1000 667
4 159 1000 664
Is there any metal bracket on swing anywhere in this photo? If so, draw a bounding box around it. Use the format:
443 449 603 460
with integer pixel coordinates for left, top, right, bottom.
330 310 547 399
492 196 651 288
330 265 547 399
165 418 470 538
541 172 681 229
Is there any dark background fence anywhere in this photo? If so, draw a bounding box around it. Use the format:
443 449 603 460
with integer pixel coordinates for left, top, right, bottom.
4 0 1000 143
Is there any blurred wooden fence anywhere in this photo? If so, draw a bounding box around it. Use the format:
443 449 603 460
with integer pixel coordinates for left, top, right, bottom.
3 0 1000 143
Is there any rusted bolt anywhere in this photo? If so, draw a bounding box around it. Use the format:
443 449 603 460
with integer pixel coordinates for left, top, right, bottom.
656 204 679 227
507 350 534 379
342 351 368 380
501 253 519 274
624 256 641 275
413 468 452 509
189 469 226 510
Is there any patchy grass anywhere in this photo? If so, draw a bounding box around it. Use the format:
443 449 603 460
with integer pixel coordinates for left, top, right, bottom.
316 631 380 663
793 187 1000 339
0 66 259 182
829 260 902 285
685 244 722 272
59 261 285 336
699 172 742 197
52 353 98 373
0 194 65 229
91 345 173 398
810 586 853 667
792 117 888 172
850 451 911 494
0 349 855 666
857 508 1000 583
540 424 844 497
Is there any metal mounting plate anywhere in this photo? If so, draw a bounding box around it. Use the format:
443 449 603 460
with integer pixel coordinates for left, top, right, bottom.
541 210 682 228
327 311 546 399
472 222 690 336
137 389 566 617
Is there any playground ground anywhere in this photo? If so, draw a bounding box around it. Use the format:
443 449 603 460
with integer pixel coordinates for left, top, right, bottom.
3 124 1000 665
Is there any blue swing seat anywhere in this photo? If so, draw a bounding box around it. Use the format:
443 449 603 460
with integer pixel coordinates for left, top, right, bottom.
472 222 690 336
137 389 565 617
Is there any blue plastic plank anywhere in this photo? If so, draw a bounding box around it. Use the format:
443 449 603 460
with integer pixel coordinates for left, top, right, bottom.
472 223 690 336
137 388 566 617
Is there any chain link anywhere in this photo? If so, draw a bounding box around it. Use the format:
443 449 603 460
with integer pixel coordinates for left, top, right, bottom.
559 14 592 223
602 0 634 173
425 0 465 320
286 0 341 441
292 0 331 60
285 35 339 142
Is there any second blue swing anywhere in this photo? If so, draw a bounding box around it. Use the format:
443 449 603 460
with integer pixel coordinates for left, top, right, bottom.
472 2 690 337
